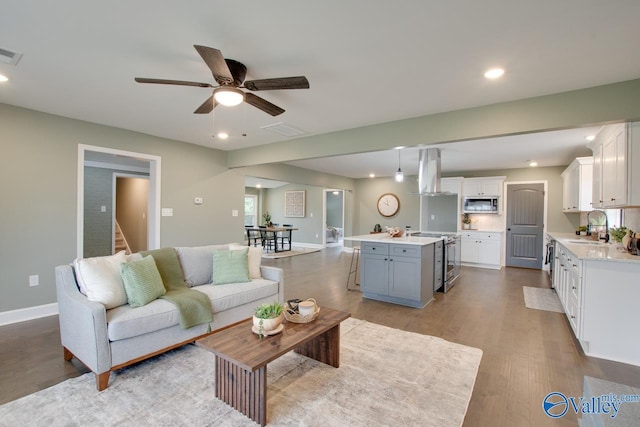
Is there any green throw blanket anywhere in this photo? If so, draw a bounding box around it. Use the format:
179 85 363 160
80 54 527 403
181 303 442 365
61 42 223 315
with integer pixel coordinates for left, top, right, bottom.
141 248 213 329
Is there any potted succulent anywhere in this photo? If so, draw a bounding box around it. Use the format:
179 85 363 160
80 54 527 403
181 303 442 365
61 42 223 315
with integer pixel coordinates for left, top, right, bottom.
253 302 284 338
462 213 471 230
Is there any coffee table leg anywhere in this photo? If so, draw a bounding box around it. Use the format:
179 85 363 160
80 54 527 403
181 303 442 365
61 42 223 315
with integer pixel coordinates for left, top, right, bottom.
294 324 341 367
215 356 267 426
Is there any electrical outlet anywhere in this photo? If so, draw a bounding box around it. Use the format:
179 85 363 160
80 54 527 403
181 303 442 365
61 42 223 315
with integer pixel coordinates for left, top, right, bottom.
29 275 39 287
194 197 203 205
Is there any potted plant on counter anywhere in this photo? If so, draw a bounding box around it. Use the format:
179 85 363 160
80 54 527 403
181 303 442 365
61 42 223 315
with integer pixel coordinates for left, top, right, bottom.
462 213 471 230
253 302 284 338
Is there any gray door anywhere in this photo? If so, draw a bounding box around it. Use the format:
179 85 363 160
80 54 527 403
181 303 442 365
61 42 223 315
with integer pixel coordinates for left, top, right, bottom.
506 183 545 269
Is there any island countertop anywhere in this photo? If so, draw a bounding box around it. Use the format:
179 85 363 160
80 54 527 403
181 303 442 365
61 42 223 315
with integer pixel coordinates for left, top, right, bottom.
548 232 640 264
344 233 444 246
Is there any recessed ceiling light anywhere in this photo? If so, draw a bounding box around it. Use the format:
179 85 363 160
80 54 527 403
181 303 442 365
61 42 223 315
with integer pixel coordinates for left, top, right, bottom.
0 74 8 82
529 161 538 167
585 135 595 141
484 68 505 79
217 132 229 140
369 173 375 178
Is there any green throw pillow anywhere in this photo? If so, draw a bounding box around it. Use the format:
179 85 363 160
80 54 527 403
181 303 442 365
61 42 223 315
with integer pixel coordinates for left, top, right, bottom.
120 255 166 307
140 247 186 291
212 248 250 285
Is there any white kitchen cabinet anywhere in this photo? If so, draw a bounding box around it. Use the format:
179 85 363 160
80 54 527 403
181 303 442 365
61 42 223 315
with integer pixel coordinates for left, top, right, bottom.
460 231 501 269
441 177 463 195
462 178 503 197
588 122 640 208
561 157 593 212
553 241 640 366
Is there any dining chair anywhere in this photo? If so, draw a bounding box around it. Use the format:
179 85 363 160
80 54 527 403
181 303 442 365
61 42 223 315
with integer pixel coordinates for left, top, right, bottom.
245 226 262 247
258 226 275 252
280 224 293 251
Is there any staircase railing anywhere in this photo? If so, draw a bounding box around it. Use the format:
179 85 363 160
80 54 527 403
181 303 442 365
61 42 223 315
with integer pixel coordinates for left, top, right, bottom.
115 220 132 255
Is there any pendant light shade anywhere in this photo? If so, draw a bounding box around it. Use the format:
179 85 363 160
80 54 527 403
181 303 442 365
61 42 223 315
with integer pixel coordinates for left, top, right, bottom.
395 149 404 182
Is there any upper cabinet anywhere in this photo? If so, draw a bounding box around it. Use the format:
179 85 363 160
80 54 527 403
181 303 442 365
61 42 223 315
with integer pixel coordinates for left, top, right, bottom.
462 178 503 197
561 157 593 212
589 122 640 208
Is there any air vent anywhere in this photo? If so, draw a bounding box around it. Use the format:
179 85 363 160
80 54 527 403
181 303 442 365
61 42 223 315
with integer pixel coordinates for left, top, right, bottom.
0 47 23 66
260 122 306 137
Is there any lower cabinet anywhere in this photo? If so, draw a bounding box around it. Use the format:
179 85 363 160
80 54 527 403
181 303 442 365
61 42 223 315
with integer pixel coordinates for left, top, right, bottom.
553 242 640 366
460 232 501 269
360 242 434 308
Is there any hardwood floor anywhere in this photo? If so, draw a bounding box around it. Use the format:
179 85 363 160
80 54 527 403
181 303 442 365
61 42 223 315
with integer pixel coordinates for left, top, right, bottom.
1 246 639 426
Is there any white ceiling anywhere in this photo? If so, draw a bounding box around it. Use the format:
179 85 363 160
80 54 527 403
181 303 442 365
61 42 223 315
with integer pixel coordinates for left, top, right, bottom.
2 1 640 178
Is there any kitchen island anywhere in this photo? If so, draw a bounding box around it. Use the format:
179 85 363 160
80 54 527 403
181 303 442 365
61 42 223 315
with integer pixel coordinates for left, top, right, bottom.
548 232 640 366
344 234 443 308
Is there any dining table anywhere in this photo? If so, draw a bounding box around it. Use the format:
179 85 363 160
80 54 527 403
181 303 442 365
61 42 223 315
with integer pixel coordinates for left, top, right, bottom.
245 226 299 253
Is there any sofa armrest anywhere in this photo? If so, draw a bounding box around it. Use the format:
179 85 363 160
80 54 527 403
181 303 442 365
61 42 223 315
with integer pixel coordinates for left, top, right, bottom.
260 265 285 302
55 265 111 374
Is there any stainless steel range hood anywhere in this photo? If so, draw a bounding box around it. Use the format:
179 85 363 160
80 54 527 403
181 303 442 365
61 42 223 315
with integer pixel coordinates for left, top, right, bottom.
417 148 449 195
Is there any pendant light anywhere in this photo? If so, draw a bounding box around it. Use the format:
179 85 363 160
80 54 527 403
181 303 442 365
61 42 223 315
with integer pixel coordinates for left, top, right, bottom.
395 149 404 183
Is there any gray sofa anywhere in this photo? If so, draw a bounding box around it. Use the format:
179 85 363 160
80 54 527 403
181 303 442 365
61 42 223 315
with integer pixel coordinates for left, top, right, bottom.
55 244 283 391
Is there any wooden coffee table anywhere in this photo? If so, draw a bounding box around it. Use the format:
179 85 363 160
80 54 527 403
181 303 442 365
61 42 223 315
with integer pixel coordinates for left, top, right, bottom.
196 307 351 426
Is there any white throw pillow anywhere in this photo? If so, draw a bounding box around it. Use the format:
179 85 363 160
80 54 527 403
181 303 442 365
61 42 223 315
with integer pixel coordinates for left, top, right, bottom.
229 243 262 279
73 251 128 309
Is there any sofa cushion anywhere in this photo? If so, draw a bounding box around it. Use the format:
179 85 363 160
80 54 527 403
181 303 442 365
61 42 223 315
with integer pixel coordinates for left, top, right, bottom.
106 278 279 341
175 245 228 287
229 243 262 279
212 248 250 285
120 255 166 307
73 251 128 309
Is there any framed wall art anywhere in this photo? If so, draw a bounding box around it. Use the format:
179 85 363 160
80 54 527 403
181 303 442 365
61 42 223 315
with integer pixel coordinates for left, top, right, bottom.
284 190 306 217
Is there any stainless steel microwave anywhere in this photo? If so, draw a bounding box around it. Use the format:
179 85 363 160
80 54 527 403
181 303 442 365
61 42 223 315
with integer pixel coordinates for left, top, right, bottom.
463 196 499 214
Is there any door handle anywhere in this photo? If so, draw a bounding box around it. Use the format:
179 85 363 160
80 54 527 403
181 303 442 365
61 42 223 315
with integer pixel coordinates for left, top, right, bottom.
507 228 511 231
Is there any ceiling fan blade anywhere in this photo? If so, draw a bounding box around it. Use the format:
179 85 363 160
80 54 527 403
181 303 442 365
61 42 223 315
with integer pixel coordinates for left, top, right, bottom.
134 77 213 88
193 45 234 86
194 95 216 114
245 92 285 116
244 76 309 91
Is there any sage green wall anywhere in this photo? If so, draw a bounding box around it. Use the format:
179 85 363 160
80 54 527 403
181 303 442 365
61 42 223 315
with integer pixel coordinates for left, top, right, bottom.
0 103 245 312
353 176 421 236
263 184 325 245
228 78 640 167
447 166 578 232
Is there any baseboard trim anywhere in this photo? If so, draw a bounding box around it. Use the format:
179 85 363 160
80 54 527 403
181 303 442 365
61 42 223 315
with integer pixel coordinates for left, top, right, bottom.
291 242 323 249
0 303 59 326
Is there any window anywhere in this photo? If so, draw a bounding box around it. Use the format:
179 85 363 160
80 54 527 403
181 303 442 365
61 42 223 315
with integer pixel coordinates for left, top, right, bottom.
244 195 258 226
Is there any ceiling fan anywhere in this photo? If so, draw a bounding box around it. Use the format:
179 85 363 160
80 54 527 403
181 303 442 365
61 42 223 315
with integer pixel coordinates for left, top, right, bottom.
135 45 310 117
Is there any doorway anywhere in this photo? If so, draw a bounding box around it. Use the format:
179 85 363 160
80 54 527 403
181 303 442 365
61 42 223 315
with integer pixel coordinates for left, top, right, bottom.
505 182 546 269
114 174 149 254
324 189 344 247
77 144 161 258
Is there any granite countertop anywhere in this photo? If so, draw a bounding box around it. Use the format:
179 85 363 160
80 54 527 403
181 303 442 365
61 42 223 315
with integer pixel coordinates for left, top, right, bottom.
548 232 640 264
344 233 443 246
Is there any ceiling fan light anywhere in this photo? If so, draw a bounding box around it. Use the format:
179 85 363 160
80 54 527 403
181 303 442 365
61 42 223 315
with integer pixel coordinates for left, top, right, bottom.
213 87 244 106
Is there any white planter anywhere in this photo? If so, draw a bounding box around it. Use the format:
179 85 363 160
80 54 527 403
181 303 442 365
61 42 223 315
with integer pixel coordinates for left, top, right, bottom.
253 313 283 334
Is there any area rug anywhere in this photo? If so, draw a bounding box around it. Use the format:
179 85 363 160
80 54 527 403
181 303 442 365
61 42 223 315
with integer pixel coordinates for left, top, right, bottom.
261 247 320 259
522 286 564 313
0 318 482 427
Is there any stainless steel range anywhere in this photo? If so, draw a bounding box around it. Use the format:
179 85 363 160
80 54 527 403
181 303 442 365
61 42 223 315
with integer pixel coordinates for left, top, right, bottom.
412 232 461 292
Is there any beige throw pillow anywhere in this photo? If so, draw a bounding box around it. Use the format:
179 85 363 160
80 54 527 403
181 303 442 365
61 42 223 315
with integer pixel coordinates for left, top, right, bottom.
229 243 262 279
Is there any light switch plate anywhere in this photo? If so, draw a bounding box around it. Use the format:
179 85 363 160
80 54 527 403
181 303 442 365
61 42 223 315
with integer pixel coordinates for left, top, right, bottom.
231 209 239 217
161 208 173 217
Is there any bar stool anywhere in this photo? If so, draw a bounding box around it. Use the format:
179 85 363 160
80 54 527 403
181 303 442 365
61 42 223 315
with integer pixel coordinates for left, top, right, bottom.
346 246 361 291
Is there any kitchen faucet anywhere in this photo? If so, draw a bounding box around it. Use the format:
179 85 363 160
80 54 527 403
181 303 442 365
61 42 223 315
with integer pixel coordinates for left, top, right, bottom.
587 210 609 242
